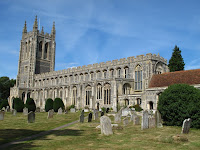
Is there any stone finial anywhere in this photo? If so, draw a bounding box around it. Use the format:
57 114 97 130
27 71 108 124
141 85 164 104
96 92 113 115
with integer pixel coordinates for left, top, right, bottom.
23 21 27 34
51 21 56 35
41 26 44 35
33 15 38 31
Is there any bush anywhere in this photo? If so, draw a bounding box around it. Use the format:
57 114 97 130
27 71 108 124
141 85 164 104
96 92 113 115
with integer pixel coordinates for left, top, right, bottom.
133 104 143 112
25 98 36 112
13 98 24 112
45 98 54 112
101 107 106 113
158 84 200 129
0 99 9 109
53 98 64 112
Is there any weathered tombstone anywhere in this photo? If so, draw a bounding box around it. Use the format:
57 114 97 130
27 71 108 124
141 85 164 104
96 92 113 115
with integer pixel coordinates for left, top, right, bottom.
12 109 17 115
122 107 130 117
134 116 140 125
0 110 5 121
23 107 28 115
81 110 84 115
88 112 92 122
123 117 129 126
114 113 121 123
155 110 163 128
141 110 149 130
181 118 192 134
57 108 63 114
149 116 156 128
118 107 124 116
6 106 10 112
36 107 40 112
47 109 54 119
106 108 109 113
80 113 84 123
2 107 5 111
28 111 35 123
70 108 76 113
94 111 99 120
130 112 137 122
100 116 113 135
101 111 104 116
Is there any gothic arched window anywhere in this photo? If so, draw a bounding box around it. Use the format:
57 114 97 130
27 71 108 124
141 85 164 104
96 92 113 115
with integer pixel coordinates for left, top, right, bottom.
135 65 142 90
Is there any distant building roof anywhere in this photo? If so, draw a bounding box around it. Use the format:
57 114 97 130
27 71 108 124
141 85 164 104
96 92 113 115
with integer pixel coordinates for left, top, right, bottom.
149 69 200 88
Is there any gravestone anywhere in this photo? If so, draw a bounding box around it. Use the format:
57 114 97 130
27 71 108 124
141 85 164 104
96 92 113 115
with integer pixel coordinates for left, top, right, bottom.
100 116 113 136
181 118 192 134
101 111 104 116
0 110 5 121
114 113 121 123
12 109 17 115
94 111 99 120
134 116 140 125
155 110 163 128
23 107 28 115
36 107 40 112
70 108 76 113
88 112 92 122
149 116 156 128
81 110 84 115
106 108 109 113
141 110 149 130
123 117 129 126
47 109 54 119
28 111 35 123
57 108 63 114
118 107 124 116
2 107 5 111
80 113 84 123
122 107 130 117
6 106 10 112
130 112 137 122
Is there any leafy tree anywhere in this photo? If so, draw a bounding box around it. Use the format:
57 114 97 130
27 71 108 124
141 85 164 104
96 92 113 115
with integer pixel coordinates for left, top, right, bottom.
13 98 24 112
45 98 54 112
53 98 64 112
25 98 36 112
0 76 16 100
157 84 200 129
0 99 9 109
168 45 185 72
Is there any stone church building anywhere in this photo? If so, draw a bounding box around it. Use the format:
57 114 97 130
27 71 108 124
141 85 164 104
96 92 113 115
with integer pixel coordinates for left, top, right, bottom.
9 17 175 111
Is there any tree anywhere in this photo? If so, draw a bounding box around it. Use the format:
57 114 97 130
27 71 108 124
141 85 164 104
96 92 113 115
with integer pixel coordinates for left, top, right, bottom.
53 98 64 112
25 98 36 112
0 99 9 109
13 98 24 112
157 84 200 129
168 45 185 72
45 98 54 112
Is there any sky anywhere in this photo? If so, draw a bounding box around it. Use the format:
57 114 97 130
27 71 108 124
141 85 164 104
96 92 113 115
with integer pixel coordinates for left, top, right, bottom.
0 0 200 79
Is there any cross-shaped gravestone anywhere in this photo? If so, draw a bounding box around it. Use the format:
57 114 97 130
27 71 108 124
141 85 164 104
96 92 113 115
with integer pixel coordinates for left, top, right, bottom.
28 111 35 123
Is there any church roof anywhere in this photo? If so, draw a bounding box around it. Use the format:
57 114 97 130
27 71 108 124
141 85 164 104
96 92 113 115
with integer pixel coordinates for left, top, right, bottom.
149 69 200 88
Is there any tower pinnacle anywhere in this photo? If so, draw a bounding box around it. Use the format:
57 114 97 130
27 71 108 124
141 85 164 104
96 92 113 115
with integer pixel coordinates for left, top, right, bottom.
23 21 27 34
33 15 38 31
51 21 56 39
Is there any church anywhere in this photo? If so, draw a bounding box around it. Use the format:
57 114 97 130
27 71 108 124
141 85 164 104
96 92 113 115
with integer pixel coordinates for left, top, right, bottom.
10 17 199 112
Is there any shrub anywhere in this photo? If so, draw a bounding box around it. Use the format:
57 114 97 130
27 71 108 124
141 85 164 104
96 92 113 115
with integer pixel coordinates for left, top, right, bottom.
45 98 54 112
53 98 64 112
25 98 36 112
13 98 24 112
0 99 9 109
133 104 143 112
101 107 106 113
158 84 200 129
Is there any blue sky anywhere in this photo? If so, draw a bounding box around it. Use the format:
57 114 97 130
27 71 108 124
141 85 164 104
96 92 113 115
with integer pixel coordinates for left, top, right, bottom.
1 0 200 79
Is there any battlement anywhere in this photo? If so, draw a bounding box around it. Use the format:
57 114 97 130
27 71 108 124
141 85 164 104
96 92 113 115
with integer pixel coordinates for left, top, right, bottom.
34 53 167 79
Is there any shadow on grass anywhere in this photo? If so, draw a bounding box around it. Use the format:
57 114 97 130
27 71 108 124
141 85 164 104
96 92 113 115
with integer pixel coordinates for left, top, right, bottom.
0 128 84 150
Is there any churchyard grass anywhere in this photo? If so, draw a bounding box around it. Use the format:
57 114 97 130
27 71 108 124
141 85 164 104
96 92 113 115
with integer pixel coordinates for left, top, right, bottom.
0 111 83 145
5 115 200 150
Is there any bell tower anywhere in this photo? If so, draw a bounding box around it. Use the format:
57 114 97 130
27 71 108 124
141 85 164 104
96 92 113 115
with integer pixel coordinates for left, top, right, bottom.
16 16 56 88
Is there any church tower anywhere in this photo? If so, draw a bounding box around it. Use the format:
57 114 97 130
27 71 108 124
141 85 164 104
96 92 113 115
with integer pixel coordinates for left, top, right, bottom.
16 16 56 88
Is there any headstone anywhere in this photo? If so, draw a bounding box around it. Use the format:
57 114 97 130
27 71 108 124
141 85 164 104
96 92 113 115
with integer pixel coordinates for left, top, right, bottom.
47 109 54 119
0 110 5 121
2 107 5 111
101 111 104 116
94 111 99 120
12 109 17 115
155 110 163 128
122 107 130 117
36 107 40 112
181 118 192 134
123 117 129 126
28 111 35 123
130 112 137 122
149 116 156 128
141 110 149 130
81 110 84 115
88 112 92 122
70 108 76 113
118 107 124 116
106 108 109 113
80 113 84 123
100 116 113 135
57 108 63 114
64 110 68 114
114 113 121 123
134 116 140 125
23 107 28 115
6 106 10 112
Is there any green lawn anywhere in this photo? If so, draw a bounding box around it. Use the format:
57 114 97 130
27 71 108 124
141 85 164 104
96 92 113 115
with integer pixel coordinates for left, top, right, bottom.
3 114 200 150
0 111 82 145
